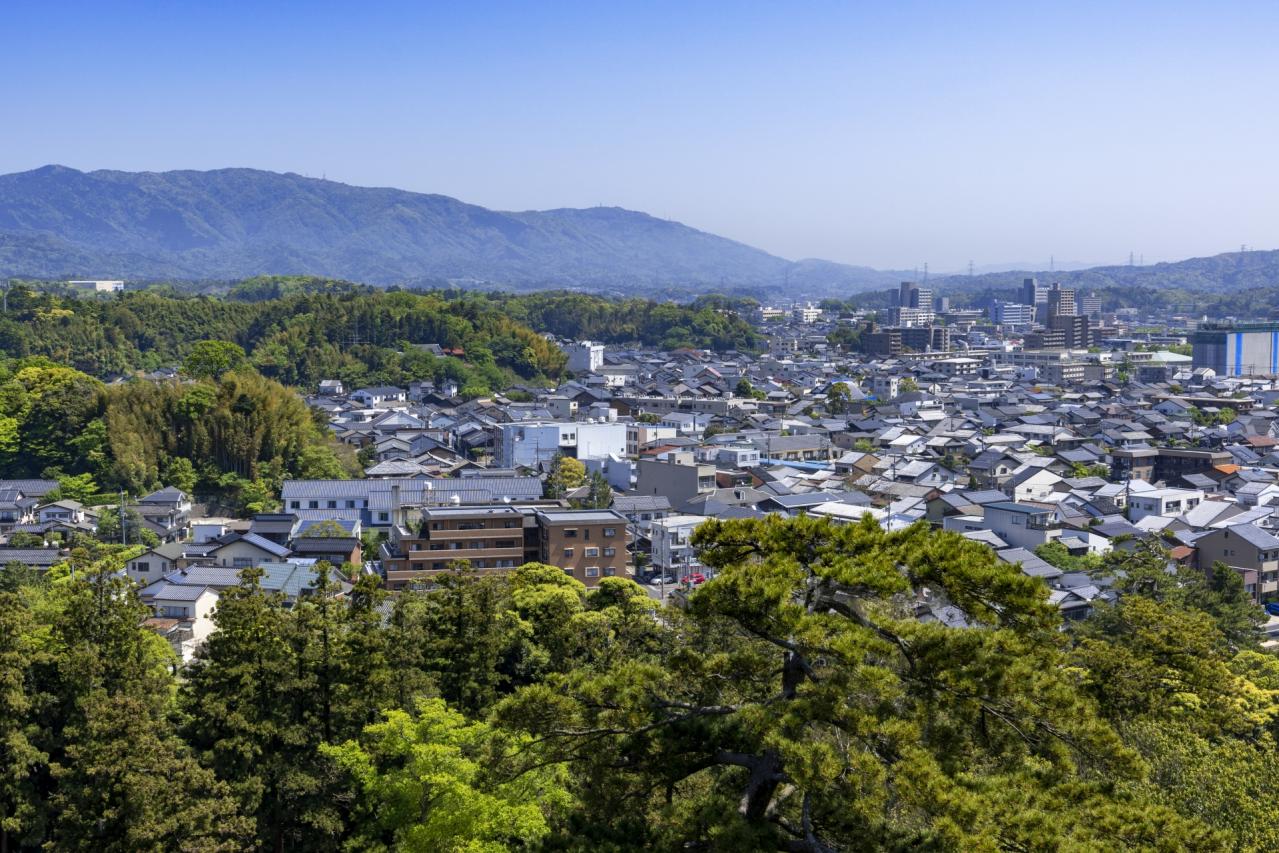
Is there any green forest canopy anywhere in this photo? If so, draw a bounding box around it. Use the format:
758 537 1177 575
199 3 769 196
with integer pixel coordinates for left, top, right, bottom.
0 517 1274 851
0 278 762 390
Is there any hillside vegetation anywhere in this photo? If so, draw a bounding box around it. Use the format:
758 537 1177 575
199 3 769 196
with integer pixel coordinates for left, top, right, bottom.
0 166 903 294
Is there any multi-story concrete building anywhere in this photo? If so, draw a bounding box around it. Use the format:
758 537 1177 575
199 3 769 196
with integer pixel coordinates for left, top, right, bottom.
1046 283 1076 319
626 423 679 455
565 341 605 373
1191 323 1279 376
1048 314 1091 349
636 453 716 509
536 509 629 584
991 300 1036 327
382 506 533 589
1110 448 1231 485
897 281 933 310
496 421 628 468
649 514 707 576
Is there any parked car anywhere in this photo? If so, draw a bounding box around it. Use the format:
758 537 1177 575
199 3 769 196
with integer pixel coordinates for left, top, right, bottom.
1264 602 1279 618
685 573 707 585
650 575 677 585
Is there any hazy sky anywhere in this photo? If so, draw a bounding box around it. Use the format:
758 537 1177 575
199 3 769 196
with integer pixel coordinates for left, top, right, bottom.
5 1 1277 270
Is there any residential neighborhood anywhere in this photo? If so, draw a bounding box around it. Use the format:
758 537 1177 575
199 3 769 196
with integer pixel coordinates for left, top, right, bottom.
10 290 1279 661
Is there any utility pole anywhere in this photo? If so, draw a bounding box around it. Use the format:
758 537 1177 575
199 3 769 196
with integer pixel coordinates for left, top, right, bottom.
119 490 127 546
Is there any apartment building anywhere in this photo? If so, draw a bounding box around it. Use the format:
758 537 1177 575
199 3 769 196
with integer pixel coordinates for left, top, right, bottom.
636 453 716 508
536 509 629 585
382 506 533 590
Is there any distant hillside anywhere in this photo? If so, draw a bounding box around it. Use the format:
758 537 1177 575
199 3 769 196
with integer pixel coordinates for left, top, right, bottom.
931 250 1279 297
0 165 904 294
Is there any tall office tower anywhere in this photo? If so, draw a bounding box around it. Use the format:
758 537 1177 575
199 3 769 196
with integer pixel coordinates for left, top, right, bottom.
1049 314 1091 348
1046 282 1076 320
898 281 933 310
933 295 950 313
1079 292 1102 318
1021 277 1041 306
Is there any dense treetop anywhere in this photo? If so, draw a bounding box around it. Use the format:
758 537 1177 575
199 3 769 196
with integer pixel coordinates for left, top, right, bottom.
2 518 1274 850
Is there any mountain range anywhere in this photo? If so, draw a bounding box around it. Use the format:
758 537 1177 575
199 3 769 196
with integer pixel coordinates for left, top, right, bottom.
0 165 1273 299
0 165 906 295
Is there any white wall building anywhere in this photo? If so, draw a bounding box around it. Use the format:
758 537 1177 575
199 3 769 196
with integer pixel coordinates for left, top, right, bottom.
497 421 628 468
649 514 707 575
565 341 605 373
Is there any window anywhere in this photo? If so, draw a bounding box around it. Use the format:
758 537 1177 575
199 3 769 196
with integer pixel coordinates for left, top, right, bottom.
585 547 599 557
431 522 441 530
504 520 519 528
233 558 252 568
290 501 301 509
563 547 574 558
585 567 600 578
327 500 337 509
432 562 444 570
346 500 356 508
410 543 421 551
378 512 389 522
429 543 445 551
564 529 578 538
604 547 616 558
134 561 150 573
604 566 616 576
563 568 575 576
603 527 617 538
309 501 319 509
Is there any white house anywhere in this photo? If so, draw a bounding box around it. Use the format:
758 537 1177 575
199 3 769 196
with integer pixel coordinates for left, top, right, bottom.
1127 488 1204 522
143 584 219 663
649 515 708 576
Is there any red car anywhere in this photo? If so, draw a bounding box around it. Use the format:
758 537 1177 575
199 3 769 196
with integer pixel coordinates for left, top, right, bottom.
685 573 706 585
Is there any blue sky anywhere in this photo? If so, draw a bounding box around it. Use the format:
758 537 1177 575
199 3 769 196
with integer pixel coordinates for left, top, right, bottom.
4 1 1277 270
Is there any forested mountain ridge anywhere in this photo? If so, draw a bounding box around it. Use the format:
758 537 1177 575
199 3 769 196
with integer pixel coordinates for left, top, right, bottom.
0 165 904 294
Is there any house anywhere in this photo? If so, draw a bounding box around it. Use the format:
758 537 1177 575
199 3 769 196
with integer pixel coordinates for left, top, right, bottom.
289 518 363 566
141 584 219 663
971 502 1062 551
350 386 407 407
1194 524 1279 603
200 532 292 569
135 487 192 541
649 515 708 576
1006 467 1064 502
125 542 188 584
1126 488 1204 522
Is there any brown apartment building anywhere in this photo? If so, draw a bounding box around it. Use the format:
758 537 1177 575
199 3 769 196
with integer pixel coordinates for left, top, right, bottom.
382 506 534 590
381 505 631 589
535 509 630 585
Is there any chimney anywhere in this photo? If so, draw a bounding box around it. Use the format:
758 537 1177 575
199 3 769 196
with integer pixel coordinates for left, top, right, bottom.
391 484 402 526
